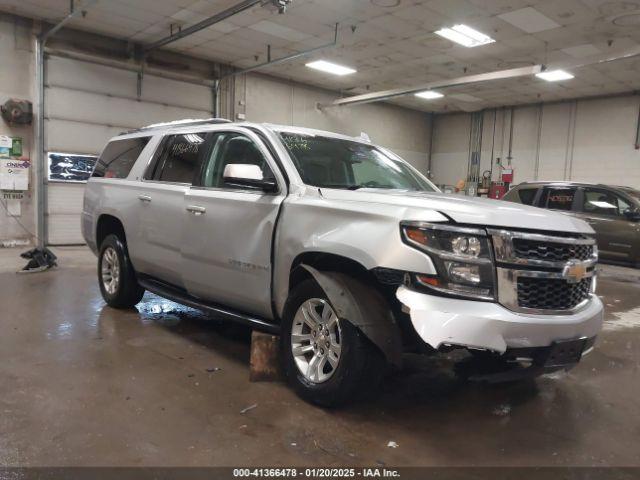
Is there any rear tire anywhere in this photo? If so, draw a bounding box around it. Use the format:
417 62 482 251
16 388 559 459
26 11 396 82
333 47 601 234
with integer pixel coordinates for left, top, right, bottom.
281 277 385 407
98 234 145 308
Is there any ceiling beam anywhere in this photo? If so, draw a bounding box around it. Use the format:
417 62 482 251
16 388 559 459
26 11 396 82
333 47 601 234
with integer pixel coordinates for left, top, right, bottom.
325 45 640 108
326 65 543 107
144 0 262 52
548 44 640 71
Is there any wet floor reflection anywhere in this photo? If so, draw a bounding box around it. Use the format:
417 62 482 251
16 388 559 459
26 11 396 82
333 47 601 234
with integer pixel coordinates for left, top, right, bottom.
58 266 640 465
97 292 585 431
95 292 252 368
3 251 639 466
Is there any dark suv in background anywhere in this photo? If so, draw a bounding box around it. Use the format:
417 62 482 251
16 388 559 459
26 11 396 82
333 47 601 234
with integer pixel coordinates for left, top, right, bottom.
504 182 640 267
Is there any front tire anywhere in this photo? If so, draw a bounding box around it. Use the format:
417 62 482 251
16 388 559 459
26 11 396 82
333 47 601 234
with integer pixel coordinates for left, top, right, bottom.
281 278 385 407
98 234 145 308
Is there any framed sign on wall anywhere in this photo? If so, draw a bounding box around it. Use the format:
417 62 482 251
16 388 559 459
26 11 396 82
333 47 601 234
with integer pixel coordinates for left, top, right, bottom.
47 152 97 183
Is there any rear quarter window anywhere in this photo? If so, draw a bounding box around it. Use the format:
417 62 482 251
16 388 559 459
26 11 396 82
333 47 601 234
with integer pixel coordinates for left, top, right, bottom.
518 188 539 205
92 136 151 179
505 187 539 205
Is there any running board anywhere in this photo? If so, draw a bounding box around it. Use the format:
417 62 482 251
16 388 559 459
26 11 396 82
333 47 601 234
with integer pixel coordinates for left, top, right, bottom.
138 276 280 335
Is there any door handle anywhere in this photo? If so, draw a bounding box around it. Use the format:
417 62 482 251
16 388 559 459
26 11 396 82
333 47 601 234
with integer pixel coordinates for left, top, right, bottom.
138 194 152 203
186 205 206 215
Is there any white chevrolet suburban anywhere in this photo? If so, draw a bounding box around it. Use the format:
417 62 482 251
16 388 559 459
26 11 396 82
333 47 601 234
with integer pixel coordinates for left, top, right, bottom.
82 118 603 406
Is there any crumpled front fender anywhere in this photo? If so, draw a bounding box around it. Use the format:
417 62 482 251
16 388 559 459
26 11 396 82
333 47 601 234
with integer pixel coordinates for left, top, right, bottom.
300 264 403 367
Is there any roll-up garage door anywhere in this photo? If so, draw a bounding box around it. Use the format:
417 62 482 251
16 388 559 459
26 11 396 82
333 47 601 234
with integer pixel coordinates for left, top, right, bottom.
44 55 213 245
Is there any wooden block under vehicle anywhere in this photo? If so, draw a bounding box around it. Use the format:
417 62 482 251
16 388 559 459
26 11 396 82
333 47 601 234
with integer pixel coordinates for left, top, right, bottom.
249 331 284 382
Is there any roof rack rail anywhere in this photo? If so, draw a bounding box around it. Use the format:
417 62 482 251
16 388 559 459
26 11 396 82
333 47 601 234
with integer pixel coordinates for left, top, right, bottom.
120 117 232 135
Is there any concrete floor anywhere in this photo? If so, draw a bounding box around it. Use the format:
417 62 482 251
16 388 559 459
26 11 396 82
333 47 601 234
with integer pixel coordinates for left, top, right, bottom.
0 246 639 467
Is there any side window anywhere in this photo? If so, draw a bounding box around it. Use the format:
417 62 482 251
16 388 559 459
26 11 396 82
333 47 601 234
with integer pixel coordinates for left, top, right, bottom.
583 189 630 217
540 187 576 211
149 133 207 184
201 133 274 189
92 136 151 178
517 188 539 205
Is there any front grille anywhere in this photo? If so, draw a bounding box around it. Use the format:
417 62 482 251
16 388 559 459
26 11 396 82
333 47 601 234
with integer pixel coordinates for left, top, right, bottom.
490 228 597 314
517 277 591 310
513 239 594 262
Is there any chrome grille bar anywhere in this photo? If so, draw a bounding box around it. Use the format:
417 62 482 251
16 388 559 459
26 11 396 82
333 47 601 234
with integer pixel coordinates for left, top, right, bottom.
488 228 597 269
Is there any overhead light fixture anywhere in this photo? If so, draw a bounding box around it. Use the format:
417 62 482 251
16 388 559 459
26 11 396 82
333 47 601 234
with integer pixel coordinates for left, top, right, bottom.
535 69 574 81
435 24 495 48
306 60 356 76
415 91 444 99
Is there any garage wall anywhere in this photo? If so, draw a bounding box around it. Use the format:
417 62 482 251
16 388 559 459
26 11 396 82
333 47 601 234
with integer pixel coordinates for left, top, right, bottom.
45 56 214 244
0 13 224 246
430 113 471 187
430 94 640 189
241 73 432 172
0 15 35 247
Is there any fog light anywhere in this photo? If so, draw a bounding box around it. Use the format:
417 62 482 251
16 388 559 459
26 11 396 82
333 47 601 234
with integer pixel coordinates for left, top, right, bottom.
446 262 481 284
416 274 440 287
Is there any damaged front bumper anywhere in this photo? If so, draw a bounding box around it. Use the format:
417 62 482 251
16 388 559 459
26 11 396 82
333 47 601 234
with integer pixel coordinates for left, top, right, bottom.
396 285 604 354
456 337 598 383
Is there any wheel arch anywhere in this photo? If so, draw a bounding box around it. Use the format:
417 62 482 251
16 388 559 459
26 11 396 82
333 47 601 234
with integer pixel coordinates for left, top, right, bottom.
287 251 375 293
96 214 126 250
285 252 403 367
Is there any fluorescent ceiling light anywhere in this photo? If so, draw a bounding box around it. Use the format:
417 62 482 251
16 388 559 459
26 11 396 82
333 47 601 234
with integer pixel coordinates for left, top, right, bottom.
435 24 495 48
415 90 444 99
306 60 356 76
535 69 574 81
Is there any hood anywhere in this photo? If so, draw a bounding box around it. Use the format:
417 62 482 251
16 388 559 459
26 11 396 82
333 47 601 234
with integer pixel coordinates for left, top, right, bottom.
319 188 594 234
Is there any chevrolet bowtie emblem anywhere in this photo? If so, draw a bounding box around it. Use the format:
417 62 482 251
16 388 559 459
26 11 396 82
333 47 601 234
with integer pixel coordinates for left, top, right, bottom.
562 260 588 284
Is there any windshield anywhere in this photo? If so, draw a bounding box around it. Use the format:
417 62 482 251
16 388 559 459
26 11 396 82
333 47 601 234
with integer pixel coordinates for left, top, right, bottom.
279 132 436 192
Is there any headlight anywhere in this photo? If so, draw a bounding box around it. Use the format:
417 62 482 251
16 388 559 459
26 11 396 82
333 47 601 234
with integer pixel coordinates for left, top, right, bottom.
401 222 495 300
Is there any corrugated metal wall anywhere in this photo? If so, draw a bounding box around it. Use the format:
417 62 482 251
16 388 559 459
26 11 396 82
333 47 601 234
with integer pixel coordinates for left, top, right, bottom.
44 56 213 244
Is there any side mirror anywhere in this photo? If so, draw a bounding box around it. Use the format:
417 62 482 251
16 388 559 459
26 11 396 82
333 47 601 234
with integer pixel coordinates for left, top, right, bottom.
623 208 640 221
222 164 277 193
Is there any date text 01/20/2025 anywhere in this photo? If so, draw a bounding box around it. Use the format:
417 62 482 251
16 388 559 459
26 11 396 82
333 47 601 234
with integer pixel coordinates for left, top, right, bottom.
232 468 400 477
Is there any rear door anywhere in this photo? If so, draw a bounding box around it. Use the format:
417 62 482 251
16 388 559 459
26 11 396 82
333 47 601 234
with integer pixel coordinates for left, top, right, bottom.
574 187 639 263
84 135 152 254
181 128 286 318
134 131 209 287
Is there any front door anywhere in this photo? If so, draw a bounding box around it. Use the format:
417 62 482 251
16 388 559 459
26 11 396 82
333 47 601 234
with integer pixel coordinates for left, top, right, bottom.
575 187 640 263
181 129 286 318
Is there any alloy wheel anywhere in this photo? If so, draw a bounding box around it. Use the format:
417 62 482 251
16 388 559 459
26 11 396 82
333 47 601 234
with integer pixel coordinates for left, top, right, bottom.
290 298 342 383
101 247 120 295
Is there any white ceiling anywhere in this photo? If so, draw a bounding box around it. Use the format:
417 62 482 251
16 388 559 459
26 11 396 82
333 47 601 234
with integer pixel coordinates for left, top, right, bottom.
2 0 640 112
